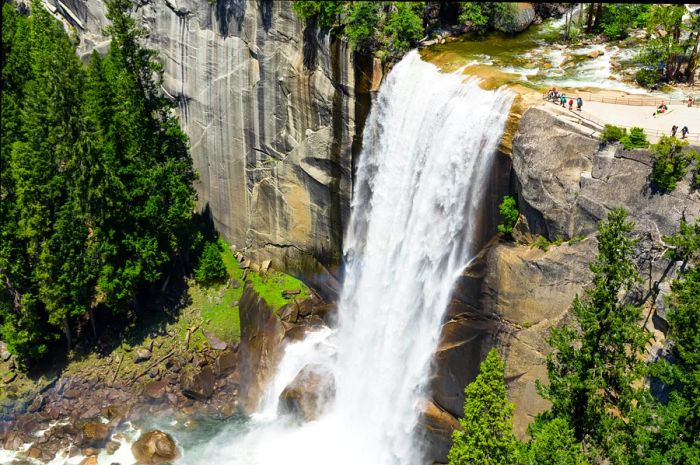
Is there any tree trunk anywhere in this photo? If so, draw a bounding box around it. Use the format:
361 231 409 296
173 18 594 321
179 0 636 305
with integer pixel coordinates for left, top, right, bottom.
688 32 700 84
593 3 603 31
63 317 72 351
578 2 584 28
586 3 594 33
88 306 98 340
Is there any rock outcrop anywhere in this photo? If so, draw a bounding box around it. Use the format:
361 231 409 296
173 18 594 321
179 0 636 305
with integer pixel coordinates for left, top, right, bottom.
278 364 336 422
237 284 286 413
428 105 700 453
51 0 376 298
512 107 700 241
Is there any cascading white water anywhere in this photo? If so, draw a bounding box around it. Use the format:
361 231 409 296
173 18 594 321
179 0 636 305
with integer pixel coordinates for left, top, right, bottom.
181 50 513 465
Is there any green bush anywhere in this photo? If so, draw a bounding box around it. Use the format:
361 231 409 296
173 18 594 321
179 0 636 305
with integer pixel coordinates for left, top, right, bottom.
345 2 381 50
382 2 424 53
497 195 519 238
600 124 627 143
291 1 346 29
635 67 662 88
650 135 689 192
195 242 228 284
598 3 651 39
620 126 649 149
458 2 488 30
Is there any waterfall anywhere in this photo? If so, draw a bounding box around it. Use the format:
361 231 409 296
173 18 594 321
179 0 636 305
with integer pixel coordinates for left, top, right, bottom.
186 50 513 465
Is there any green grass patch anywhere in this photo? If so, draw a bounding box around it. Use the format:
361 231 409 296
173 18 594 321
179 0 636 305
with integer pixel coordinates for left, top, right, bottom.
189 238 311 342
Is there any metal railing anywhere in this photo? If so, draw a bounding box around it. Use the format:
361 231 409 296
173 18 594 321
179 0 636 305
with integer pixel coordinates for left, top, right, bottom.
543 92 700 107
549 104 700 142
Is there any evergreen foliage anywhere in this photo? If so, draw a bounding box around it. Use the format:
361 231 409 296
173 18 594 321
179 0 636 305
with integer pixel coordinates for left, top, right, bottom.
291 1 425 57
497 195 518 238
447 349 518 465
537 208 650 464
646 220 700 464
195 242 228 285
600 124 626 143
457 2 519 34
596 4 650 40
650 136 692 192
0 0 196 365
620 127 649 150
520 418 589 465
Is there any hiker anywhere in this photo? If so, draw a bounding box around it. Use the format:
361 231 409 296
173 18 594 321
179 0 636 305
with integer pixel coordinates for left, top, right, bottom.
576 97 583 111
688 96 695 107
681 126 689 139
568 98 574 110
560 94 566 107
672 125 678 137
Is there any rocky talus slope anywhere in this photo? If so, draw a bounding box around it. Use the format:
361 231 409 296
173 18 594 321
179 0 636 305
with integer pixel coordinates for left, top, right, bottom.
52 0 377 298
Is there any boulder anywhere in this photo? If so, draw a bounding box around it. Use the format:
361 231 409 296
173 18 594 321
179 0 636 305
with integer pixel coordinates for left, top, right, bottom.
214 349 238 377
278 364 336 422
495 3 536 33
77 420 110 448
131 430 179 465
0 341 11 361
143 380 167 401
179 365 215 401
133 349 152 363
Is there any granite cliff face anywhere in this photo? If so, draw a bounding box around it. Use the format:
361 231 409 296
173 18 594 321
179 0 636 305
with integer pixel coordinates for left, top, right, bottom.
53 0 374 298
425 105 700 460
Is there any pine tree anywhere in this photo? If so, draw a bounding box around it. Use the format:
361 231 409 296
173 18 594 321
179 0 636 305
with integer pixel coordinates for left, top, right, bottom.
538 208 650 464
645 220 700 464
521 418 589 465
448 349 518 465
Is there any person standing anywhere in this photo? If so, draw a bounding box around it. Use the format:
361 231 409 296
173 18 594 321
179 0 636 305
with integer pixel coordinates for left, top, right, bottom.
672 125 678 137
568 98 574 110
688 96 694 107
681 126 689 139
560 94 566 107
576 97 583 111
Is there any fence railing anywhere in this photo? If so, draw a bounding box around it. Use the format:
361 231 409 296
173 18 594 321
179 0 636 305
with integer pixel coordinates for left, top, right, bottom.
550 104 700 142
542 92 700 107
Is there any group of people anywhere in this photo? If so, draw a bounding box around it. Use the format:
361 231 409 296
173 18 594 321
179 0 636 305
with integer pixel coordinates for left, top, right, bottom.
546 87 583 111
671 125 690 139
654 101 669 116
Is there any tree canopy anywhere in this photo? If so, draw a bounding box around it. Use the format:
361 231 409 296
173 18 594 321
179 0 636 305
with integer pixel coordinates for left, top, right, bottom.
0 0 196 366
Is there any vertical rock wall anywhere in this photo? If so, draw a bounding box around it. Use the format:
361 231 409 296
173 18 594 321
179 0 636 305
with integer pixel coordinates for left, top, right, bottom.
56 0 370 298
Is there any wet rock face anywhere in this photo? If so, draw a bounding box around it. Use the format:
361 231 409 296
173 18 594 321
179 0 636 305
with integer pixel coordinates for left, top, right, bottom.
131 430 180 465
237 284 286 413
59 0 371 297
278 364 336 422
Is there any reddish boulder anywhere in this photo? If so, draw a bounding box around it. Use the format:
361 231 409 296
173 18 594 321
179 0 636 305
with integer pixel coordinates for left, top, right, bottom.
278 364 335 422
131 430 179 464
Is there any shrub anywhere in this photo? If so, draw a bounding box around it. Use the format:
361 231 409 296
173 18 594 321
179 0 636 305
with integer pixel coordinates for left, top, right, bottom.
600 124 627 143
497 195 519 238
620 126 649 149
291 1 345 29
650 135 689 192
458 2 488 30
635 67 662 88
382 2 424 53
345 1 381 50
195 241 228 284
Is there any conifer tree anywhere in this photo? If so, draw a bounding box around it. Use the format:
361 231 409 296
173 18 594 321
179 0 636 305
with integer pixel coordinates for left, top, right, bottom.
645 220 700 464
538 208 650 464
448 349 518 465
521 418 588 465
